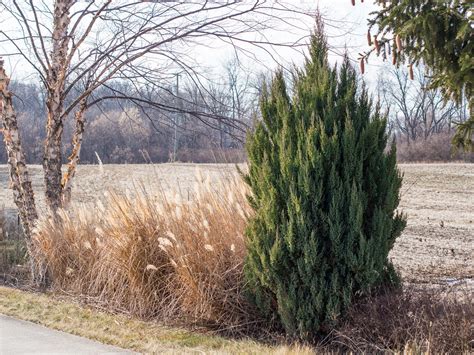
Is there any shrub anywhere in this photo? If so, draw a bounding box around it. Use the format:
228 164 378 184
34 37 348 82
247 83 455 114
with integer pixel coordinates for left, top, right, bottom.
244 22 406 339
333 287 474 353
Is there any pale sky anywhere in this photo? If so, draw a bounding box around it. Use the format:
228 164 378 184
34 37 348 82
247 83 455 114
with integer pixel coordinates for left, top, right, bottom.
190 0 385 88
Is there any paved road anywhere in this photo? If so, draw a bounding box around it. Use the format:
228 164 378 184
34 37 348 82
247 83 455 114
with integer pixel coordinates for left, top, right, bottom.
0 315 132 354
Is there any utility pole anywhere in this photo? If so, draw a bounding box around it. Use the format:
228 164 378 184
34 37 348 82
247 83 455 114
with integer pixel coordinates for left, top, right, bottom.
173 73 180 162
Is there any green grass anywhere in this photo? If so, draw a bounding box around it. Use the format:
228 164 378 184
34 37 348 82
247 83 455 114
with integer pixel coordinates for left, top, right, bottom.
0 286 313 354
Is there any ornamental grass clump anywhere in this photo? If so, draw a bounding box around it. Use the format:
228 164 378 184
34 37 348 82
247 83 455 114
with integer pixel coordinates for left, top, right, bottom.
33 172 256 331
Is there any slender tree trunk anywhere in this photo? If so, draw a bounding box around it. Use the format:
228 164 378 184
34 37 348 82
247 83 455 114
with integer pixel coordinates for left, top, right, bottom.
44 106 64 212
43 0 72 212
61 99 87 206
0 60 47 285
0 59 38 240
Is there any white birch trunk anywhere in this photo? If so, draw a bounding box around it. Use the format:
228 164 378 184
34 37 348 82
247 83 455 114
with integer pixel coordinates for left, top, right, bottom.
44 0 72 212
0 59 38 240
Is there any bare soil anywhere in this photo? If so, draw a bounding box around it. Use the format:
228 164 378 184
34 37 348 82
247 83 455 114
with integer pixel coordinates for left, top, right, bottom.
390 164 473 288
1 163 473 287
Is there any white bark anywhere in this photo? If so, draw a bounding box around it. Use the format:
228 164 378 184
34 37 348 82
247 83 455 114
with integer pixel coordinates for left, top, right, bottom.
43 0 72 212
0 58 38 239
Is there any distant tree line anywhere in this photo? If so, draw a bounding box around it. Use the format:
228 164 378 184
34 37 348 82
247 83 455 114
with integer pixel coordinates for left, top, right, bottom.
1 64 471 165
377 65 472 162
1 61 260 164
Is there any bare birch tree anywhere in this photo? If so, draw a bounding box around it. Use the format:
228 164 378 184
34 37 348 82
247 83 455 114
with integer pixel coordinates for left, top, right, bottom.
0 0 311 240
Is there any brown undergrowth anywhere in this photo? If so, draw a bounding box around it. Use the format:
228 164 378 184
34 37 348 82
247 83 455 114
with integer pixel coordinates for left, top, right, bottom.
327 287 473 353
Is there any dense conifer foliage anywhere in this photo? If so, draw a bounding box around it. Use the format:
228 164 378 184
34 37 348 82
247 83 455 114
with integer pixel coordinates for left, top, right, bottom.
244 24 406 339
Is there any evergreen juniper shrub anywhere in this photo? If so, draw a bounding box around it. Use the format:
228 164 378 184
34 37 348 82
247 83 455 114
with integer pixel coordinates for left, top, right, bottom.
244 20 406 340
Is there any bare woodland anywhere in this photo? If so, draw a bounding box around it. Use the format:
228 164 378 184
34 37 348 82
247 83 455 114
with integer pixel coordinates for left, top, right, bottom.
379 66 469 141
378 65 471 161
0 65 255 165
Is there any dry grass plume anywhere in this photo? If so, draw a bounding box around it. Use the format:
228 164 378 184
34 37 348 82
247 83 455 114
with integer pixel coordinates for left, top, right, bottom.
33 170 256 332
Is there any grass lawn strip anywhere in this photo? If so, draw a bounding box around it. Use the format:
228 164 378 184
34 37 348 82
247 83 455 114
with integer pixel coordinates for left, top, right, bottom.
0 286 312 354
